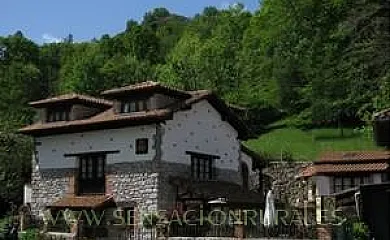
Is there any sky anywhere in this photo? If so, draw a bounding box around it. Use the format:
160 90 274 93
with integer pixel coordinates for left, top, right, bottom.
1 0 259 44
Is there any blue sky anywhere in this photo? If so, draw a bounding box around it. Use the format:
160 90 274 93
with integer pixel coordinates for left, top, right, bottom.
1 0 259 44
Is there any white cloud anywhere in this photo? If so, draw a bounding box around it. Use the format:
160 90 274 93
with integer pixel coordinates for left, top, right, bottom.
220 2 247 11
42 33 62 43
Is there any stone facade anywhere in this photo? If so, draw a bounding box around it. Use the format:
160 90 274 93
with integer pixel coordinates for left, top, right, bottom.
262 162 314 206
30 158 74 216
157 161 242 211
107 161 159 212
30 159 243 218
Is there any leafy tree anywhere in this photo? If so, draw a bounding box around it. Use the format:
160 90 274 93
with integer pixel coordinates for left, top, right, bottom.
100 55 155 89
59 43 105 94
121 25 160 63
0 133 32 213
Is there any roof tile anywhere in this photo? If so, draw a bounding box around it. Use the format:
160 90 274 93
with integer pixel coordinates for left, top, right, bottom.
101 81 190 97
50 195 114 208
317 151 390 163
299 162 389 177
19 82 249 138
29 94 113 107
19 109 172 134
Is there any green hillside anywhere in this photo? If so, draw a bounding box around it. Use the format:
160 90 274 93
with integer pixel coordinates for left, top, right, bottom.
245 127 383 161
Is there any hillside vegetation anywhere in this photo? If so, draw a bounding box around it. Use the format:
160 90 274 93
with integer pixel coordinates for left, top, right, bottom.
246 127 383 161
0 0 389 212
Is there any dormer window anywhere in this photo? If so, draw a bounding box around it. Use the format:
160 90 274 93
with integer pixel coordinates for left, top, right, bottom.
47 108 70 122
121 100 148 113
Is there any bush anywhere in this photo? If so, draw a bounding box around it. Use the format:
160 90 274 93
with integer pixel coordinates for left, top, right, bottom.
352 221 369 240
142 213 160 229
19 228 39 240
340 218 369 240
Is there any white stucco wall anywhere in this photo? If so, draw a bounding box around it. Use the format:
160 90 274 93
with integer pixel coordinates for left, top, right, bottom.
315 173 386 196
240 151 260 189
35 125 157 169
315 176 332 196
161 100 240 171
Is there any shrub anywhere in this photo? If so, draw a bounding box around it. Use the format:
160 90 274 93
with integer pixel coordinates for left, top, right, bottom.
352 221 369 240
142 213 160 229
19 228 39 240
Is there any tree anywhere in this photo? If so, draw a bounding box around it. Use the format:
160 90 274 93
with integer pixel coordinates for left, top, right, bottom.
58 43 105 95
0 133 32 213
121 25 160 63
100 55 154 90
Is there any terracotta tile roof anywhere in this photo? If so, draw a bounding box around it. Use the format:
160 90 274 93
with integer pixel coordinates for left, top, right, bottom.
318 163 389 173
298 165 317 178
101 81 160 94
317 151 390 164
101 81 190 98
299 163 389 177
19 108 172 135
298 150 390 177
19 82 250 139
29 94 113 108
50 195 114 208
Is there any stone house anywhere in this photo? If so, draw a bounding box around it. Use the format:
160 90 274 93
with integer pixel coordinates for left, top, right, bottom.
19 81 264 238
299 151 390 197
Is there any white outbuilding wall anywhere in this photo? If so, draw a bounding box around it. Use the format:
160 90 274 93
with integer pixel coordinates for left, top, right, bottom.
315 173 386 196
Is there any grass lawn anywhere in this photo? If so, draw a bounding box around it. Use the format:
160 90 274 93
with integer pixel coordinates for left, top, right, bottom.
245 127 384 161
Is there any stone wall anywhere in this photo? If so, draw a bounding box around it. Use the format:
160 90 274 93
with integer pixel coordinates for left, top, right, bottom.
157 161 242 211
30 159 74 216
107 161 159 212
30 159 242 215
29 157 244 240
262 162 314 206
29 160 159 218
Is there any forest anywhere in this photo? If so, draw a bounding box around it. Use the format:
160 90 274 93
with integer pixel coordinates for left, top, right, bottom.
0 0 389 213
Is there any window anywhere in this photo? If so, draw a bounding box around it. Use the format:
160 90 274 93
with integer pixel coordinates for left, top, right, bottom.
382 172 389 182
47 108 70 122
136 138 148 154
130 102 136 112
343 177 353 189
138 100 146 111
363 175 373 184
121 100 148 113
334 177 343 193
333 175 373 193
189 152 217 181
78 154 106 195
